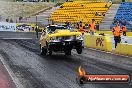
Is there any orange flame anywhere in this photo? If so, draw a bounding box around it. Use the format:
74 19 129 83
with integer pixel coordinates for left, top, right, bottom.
78 66 86 76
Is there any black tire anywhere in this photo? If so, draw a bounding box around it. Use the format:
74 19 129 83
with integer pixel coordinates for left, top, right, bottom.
40 45 47 55
79 76 86 84
76 47 82 54
48 50 52 56
65 50 71 55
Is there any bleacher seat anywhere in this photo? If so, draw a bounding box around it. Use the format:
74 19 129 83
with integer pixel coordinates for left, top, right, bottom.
50 1 112 24
110 2 132 30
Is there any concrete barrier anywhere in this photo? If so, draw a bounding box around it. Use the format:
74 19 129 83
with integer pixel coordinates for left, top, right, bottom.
115 43 132 56
84 34 112 51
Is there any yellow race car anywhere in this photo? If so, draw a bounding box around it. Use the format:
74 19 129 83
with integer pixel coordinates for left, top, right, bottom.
39 25 83 55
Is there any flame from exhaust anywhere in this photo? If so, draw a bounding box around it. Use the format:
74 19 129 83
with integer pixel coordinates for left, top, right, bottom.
78 66 86 76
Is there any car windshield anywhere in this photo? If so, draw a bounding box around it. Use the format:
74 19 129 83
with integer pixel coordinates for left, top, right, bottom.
47 26 67 33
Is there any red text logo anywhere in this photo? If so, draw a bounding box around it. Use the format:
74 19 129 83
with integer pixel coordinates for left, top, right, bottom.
96 38 104 47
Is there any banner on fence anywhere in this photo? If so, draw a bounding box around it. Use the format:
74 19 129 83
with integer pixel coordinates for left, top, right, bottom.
0 22 16 32
16 23 36 32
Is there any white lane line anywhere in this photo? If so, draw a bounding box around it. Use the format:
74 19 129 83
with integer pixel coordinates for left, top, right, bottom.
87 48 132 58
0 55 24 88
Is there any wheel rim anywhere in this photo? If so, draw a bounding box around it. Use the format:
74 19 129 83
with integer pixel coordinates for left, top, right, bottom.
41 47 43 53
40 45 42 53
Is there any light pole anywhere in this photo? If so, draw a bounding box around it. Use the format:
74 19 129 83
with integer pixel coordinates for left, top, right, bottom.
22 3 25 18
36 15 38 26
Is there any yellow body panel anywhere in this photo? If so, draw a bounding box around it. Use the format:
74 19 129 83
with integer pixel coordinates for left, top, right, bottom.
48 30 81 37
40 29 82 48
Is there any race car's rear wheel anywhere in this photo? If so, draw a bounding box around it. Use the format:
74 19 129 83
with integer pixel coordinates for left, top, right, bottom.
40 45 47 55
65 50 71 55
76 47 82 54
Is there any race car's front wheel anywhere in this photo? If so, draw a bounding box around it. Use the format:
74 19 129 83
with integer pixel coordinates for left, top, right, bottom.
40 45 47 55
76 47 82 54
48 50 52 56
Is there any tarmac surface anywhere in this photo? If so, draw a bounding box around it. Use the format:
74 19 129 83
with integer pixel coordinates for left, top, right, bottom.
0 32 132 88
0 56 16 88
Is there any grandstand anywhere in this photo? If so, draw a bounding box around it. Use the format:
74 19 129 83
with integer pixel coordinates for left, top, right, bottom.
110 2 132 30
50 1 112 23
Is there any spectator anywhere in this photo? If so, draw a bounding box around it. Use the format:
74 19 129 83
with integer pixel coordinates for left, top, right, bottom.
19 16 23 22
112 21 122 48
98 12 101 16
102 12 105 16
95 12 98 16
105 4 108 8
122 24 127 36
79 21 83 26
6 18 9 22
95 12 101 16
68 22 72 30
85 22 89 30
73 23 76 28
35 25 39 38
121 16 126 25
96 22 99 31
10 18 13 23
89 19 96 35
81 4 84 7
76 22 79 29
65 21 70 28
79 23 85 34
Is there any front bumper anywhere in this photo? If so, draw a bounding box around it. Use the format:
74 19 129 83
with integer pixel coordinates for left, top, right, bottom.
48 40 82 51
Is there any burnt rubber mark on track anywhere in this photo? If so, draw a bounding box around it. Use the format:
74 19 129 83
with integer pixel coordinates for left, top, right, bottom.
2 39 40 55
74 52 132 74
0 50 51 88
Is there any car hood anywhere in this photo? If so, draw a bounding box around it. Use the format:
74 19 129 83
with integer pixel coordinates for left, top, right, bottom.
48 30 81 37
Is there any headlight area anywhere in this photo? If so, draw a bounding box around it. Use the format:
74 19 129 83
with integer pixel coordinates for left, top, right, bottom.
64 36 76 41
49 37 60 43
49 35 83 43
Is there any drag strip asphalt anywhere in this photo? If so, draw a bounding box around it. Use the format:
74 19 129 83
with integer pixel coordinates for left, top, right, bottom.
0 39 132 88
